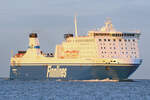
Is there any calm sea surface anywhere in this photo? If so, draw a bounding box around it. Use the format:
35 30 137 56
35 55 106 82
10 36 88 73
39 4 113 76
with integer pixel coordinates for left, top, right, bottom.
0 78 150 100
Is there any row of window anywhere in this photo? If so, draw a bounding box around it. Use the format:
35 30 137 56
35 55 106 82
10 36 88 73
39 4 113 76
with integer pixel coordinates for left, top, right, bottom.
101 47 116 49
121 47 136 50
99 43 136 46
101 55 137 58
94 33 136 37
101 51 136 54
99 39 136 42
112 33 135 37
100 47 136 50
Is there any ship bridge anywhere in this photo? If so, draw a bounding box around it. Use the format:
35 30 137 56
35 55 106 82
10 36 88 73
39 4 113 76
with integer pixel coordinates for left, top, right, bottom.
88 19 140 38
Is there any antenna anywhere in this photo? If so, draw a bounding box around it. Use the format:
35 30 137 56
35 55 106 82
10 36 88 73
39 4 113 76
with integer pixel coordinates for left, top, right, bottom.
74 15 78 37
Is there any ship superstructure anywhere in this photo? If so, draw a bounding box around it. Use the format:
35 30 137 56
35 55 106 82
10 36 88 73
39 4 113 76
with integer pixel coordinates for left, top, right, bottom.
10 18 142 80
56 19 140 61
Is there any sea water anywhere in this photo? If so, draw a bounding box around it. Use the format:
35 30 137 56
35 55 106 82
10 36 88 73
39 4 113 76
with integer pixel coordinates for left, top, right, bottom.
0 78 150 100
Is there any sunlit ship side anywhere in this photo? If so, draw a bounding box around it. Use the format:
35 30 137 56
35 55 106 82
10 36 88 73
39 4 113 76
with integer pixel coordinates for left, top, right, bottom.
10 18 142 80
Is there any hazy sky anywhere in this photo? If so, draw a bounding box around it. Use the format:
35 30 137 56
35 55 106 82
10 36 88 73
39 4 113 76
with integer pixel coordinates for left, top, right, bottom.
0 0 150 79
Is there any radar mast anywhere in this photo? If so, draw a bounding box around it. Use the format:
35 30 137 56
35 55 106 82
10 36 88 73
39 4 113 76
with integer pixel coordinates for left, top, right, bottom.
74 15 78 37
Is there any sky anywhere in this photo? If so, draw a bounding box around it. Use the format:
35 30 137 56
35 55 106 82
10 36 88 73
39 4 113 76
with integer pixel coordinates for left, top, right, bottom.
0 0 150 79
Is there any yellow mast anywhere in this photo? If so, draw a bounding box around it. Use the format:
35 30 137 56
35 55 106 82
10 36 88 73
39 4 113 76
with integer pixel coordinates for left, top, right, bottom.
74 15 78 37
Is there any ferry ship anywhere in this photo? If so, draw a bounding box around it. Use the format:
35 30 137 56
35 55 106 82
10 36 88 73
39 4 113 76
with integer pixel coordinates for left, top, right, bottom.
10 17 142 80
